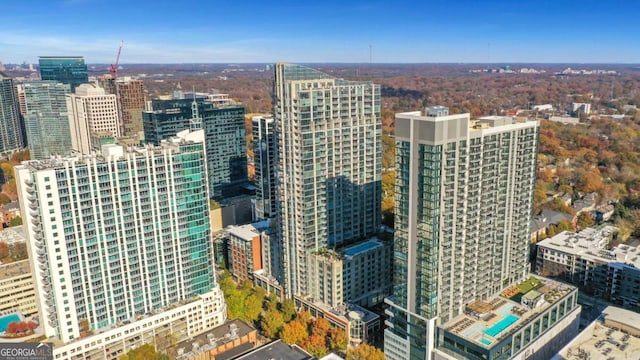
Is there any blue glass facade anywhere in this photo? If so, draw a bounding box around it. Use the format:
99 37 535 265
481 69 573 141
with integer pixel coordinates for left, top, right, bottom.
39 56 88 92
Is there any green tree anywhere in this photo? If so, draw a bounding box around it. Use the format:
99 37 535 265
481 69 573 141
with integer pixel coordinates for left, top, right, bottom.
260 308 284 338
280 299 296 322
346 344 385 360
243 291 263 323
9 216 22 227
556 219 575 233
120 344 168 360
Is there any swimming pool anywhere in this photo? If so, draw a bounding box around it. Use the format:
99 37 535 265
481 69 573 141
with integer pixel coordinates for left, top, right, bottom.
480 338 492 346
484 314 519 337
0 314 21 332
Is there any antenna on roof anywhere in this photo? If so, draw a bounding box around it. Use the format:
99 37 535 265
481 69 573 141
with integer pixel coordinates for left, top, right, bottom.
190 86 202 130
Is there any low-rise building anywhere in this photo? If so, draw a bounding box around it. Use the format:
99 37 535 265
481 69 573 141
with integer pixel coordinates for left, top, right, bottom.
52 288 226 360
234 339 313 360
224 221 269 282
536 226 640 311
434 276 581 360
173 319 258 360
0 260 37 317
553 306 640 360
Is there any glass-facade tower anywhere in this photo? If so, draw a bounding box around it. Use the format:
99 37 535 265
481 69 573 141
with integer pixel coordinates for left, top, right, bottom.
39 56 88 92
0 72 24 152
273 63 381 297
384 109 539 360
143 98 248 200
16 130 215 343
253 116 277 219
22 81 72 159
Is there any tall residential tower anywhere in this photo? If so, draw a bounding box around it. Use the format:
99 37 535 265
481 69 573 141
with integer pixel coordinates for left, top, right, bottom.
16 130 226 356
22 81 72 159
384 109 540 359
252 115 277 219
0 72 24 153
273 63 381 297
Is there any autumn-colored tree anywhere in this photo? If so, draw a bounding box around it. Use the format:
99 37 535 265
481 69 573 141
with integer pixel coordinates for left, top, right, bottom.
5 321 18 334
0 241 9 260
1 179 16 194
328 328 348 352
346 344 385 360
296 311 312 326
301 334 328 358
576 212 595 229
311 317 330 338
260 308 284 338
577 170 604 193
281 320 307 345
0 193 10 205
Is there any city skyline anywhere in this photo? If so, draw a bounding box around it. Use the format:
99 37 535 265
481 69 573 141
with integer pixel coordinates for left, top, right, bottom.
1 0 639 64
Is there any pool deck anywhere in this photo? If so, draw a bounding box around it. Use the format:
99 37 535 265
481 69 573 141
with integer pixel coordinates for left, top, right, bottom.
442 276 575 348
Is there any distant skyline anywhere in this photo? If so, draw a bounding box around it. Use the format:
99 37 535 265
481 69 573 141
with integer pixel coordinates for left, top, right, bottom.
1 0 639 64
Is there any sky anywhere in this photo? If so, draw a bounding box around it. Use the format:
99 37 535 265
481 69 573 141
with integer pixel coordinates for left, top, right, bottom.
1 0 639 64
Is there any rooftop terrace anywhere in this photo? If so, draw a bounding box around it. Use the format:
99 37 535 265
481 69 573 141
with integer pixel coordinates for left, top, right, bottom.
0 260 31 280
443 276 575 348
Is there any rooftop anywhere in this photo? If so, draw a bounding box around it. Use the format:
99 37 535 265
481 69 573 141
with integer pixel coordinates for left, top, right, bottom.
0 226 26 245
553 314 640 360
602 306 640 332
226 223 263 241
538 226 640 268
443 276 576 348
174 319 256 360
344 238 382 257
234 339 313 360
0 260 31 280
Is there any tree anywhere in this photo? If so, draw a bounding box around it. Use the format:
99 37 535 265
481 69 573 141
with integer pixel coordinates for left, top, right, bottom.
556 219 575 233
280 299 296 322
281 320 307 345
0 241 9 260
243 292 263 324
577 170 604 193
260 308 284 338
0 193 10 205
328 328 348 352
311 317 331 338
10 242 27 261
9 216 22 227
346 344 385 360
301 334 328 358
576 212 595 229
120 344 168 360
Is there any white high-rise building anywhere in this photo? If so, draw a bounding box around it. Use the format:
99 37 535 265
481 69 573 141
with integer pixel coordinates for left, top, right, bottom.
66 84 120 154
273 63 381 297
16 130 226 354
384 109 540 360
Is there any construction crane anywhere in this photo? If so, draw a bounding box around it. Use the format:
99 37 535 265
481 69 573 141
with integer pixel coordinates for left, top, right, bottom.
109 41 124 80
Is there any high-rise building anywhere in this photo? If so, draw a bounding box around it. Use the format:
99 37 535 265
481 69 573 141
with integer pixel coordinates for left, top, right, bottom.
16 130 226 350
66 84 120 154
0 72 25 153
22 81 72 159
143 97 248 200
98 76 146 138
273 63 381 297
384 109 542 359
38 56 88 92
252 116 277 219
